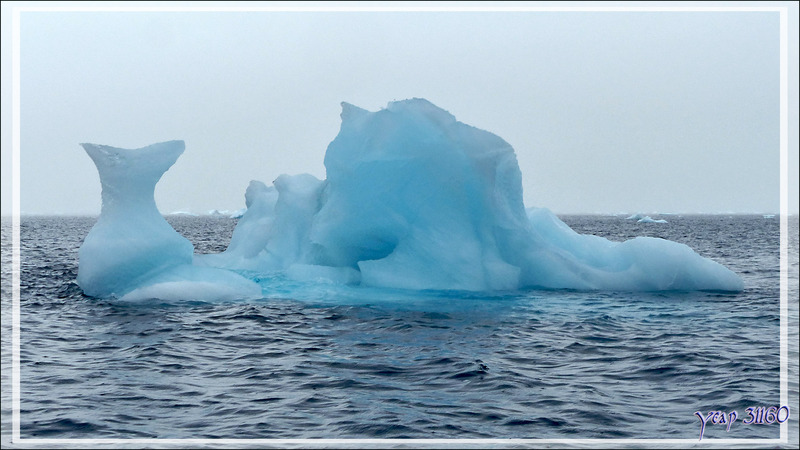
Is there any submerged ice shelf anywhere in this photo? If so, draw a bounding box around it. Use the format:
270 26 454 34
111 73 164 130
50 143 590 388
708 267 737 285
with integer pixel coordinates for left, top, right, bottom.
77 98 744 301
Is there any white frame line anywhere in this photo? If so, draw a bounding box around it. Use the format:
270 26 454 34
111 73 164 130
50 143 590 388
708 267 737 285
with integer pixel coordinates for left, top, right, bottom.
9 3 792 447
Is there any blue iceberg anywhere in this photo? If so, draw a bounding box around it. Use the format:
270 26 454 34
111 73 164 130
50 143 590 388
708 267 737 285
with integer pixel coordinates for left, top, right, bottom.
77 141 262 301
77 99 744 300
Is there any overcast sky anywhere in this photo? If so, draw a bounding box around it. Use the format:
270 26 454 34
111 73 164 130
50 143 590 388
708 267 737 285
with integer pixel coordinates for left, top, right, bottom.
2 3 798 215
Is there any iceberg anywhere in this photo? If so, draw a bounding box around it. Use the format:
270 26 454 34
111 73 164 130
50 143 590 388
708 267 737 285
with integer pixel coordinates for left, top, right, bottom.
229 208 247 219
637 216 668 224
78 99 744 301
76 141 262 300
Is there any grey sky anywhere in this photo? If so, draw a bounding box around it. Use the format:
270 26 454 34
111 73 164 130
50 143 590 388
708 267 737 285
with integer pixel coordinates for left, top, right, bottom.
2 4 798 215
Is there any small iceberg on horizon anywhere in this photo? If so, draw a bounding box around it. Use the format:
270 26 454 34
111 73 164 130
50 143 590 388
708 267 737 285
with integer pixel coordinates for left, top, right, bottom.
637 216 668 224
229 208 247 219
76 98 744 301
625 213 668 223
625 213 647 220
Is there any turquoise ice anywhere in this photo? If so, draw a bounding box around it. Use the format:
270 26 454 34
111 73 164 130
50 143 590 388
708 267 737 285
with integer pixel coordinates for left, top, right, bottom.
78 99 744 300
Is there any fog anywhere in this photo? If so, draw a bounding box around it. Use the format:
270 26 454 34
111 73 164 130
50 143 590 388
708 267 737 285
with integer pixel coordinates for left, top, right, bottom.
2 5 798 215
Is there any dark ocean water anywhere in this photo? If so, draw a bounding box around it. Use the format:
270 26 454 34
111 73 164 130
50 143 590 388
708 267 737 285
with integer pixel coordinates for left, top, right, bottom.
2 214 798 442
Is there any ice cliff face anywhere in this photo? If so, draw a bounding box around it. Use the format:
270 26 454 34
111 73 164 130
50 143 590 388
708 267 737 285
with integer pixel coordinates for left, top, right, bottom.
78 99 744 300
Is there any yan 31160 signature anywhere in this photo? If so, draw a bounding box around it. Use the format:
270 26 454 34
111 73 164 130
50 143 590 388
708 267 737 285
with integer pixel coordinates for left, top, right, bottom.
695 405 790 440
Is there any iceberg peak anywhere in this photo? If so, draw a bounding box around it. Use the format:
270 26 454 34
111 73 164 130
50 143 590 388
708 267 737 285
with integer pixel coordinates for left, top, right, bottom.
385 97 457 127
340 102 370 122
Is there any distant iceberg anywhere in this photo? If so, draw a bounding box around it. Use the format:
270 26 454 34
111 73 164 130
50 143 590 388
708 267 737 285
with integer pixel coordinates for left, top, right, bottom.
625 213 647 220
77 99 744 301
229 208 247 219
637 216 668 224
625 213 668 224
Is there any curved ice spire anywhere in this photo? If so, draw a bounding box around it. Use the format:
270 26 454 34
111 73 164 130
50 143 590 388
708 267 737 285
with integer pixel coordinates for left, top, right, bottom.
77 140 262 301
81 140 185 216
77 141 194 298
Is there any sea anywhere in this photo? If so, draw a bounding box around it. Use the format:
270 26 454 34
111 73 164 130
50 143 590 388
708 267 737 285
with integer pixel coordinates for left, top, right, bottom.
1 214 798 444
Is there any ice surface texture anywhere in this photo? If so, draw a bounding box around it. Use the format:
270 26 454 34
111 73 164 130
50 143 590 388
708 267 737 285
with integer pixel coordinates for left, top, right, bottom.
79 99 743 300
